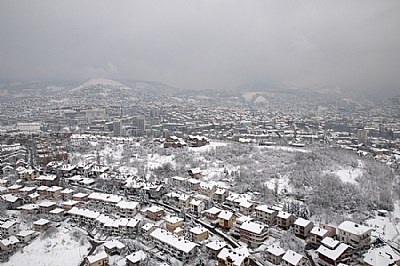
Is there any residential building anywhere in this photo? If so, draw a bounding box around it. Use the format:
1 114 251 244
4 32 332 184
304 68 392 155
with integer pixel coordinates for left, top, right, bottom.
293 218 313 238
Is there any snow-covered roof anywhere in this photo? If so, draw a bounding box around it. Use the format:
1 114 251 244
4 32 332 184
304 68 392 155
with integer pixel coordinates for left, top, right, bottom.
142 223 156 231
146 205 164 213
36 175 57 181
310 226 328 237
190 198 203 206
104 240 125 250
338 221 372 236
239 201 253 208
218 210 234 220
282 250 304 265
86 251 108 264
72 192 88 198
88 192 122 204
217 247 249 265
266 244 285 257
16 230 36 237
321 237 340 249
126 250 146 263
294 218 312 227
277 211 293 219
68 207 101 219
1 220 18 229
49 208 64 214
165 216 184 224
317 243 349 261
0 236 19 246
45 186 62 192
255 205 276 214
33 218 50 226
206 240 227 251
1 194 20 203
240 221 266 234
204 207 221 215
38 201 56 208
116 200 139 210
150 228 197 254
363 245 400 266
190 226 208 235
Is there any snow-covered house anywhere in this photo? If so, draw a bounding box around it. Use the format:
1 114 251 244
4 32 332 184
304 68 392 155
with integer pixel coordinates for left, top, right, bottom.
187 178 200 191
85 251 109 266
317 237 351 266
277 211 295 230
60 188 74 200
150 228 197 261
126 250 147 266
363 245 400 266
67 207 101 226
178 194 191 209
72 192 89 202
165 216 184 232
255 205 278 225
33 218 51 232
88 192 122 212
294 218 313 238
145 206 164 220
0 220 20 238
217 247 250 266
239 220 268 248
213 188 229 203
239 201 254 216
266 244 286 265
38 201 57 214
218 210 236 229
206 240 227 259
199 181 216 197
15 230 37 243
190 226 209 242
116 200 140 218
188 167 202 179
190 198 205 217
46 186 63 200
141 223 157 241
0 236 20 252
281 250 309 266
36 174 60 186
104 239 126 255
1 194 23 209
310 226 329 247
337 221 372 250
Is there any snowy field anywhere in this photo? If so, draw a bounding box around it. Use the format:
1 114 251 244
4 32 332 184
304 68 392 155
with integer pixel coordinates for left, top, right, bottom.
3 228 90 266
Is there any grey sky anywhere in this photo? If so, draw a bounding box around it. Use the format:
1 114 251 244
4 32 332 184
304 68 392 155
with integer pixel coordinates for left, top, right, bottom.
0 1 399 96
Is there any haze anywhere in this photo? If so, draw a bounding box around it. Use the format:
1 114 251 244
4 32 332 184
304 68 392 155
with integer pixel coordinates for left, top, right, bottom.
0 0 399 97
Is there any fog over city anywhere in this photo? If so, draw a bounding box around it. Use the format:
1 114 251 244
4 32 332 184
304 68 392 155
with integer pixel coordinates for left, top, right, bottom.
0 0 399 97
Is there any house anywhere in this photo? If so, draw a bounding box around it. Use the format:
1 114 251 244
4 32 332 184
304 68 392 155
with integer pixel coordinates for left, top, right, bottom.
178 194 191 209
46 186 63 200
150 228 197 261
0 220 20 238
255 205 278 225
104 239 126 255
190 226 209 242
141 223 157 240
217 247 250 266
204 207 222 222
0 236 20 252
88 192 123 212
232 216 253 239
60 188 74 201
1 194 23 209
206 240 227 259
239 220 268 248
239 201 254 216
62 200 80 210
165 216 184 232
266 244 286 265
187 178 200 191
199 182 216 197
190 198 205 217
276 212 295 230
363 245 400 266
294 218 313 238
15 230 37 243
72 192 89 202
213 188 229 203
18 203 39 215
7 184 23 194
85 251 109 266
317 237 351 266
126 250 147 266
146 206 164 220
188 168 202 179
36 186 49 198
36 175 60 186
67 207 101 226
119 218 140 236
38 201 57 214
49 208 65 220
116 201 140 218
33 218 51 232
281 250 309 266
310 226 329 247
337 221 372 250
171 176 187 187
218 210 236 229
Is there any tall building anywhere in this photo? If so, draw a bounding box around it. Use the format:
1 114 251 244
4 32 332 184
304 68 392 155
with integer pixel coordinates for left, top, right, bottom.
357 129 368 145
113 120 122 137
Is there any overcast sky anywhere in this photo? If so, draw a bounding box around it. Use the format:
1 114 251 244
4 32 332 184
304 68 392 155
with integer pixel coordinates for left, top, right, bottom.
0 1 399 96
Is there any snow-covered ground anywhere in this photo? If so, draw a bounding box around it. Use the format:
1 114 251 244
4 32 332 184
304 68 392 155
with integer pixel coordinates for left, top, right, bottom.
331 160 364 184
147 154 176 169
3 228 90 266
258 145 310 153
188 141 228 153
